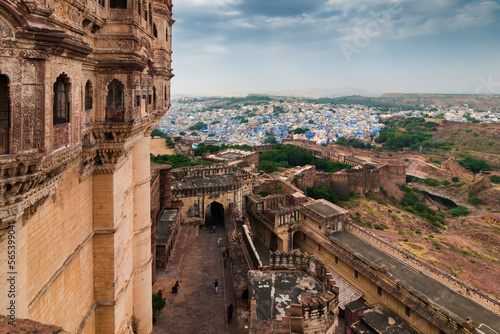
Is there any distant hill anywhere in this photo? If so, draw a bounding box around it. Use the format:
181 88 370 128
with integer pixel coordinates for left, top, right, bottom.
305 94 500 111
174 93 500 111
379 93 500 111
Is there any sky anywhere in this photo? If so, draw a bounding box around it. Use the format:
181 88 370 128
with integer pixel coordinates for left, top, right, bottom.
171 0 500 97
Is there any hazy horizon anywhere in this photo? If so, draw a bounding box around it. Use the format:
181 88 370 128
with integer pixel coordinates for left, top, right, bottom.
171 0 500 97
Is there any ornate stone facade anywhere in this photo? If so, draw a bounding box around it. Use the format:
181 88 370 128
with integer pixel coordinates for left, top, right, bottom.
0 0 173 333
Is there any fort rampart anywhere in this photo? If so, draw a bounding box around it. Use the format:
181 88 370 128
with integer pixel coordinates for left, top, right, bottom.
345 223 500 315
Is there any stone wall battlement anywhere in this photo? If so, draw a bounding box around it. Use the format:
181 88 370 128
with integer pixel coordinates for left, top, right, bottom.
171 182 243 198
346 222 500 315
171 164 252 179
265 251 339 319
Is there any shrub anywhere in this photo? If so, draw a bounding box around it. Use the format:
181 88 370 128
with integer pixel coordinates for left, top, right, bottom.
491 175 500 184
452 177 459 182
401 193 418 206
374 223 389 230
469 196 481 204
424 178 441 187
442 180 450 186
399 184 412 193
450 206 470 217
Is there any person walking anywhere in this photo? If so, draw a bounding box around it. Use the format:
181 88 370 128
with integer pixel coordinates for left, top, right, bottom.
227 303 234 323
213 279 218 294
217 237 221 247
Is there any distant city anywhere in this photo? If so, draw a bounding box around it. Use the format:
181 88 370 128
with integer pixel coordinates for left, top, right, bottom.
156 96 500 146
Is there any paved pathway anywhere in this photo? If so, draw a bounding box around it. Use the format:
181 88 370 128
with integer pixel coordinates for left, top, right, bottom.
153 222 238 334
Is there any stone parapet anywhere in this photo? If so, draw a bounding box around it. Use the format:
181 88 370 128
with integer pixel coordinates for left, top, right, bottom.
346 222 500 315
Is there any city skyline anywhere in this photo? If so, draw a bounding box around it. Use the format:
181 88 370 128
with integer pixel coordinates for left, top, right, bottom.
172 0 500 97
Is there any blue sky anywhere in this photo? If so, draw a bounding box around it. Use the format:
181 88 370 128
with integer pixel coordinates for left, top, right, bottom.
171 0 500 97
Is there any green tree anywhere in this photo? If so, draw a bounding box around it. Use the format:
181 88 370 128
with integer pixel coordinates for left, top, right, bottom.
264 135 278 144
307 186 339 204
151 129 167 138
458 156 491 173
189 122 207 130
293 128 310 135
152 293 166 313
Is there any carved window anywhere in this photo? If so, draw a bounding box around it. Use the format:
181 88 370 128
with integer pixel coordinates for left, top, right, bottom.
142 83 147 100
153 86 156 108
98 0 105 7
334 255 338 264
53 74 70 125
106 79 124 109
153 23 157 37
134 80 141 107
0 74 10 154
136 0 141 15
110 0 126 8
164 84 167 102
148 85 152 105
149 3 152 25
166 27 168 41
354 270 359 279
377 286 382 296
405 306 411 317
143 2 148 21
85 80 93 110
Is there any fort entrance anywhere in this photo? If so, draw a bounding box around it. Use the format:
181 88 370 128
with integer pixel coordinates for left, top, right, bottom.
205 201 225 228
170 165 253 225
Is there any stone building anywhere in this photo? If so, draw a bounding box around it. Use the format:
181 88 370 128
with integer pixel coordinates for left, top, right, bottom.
245 177 500 333
248 252 339 334
0 0 173 333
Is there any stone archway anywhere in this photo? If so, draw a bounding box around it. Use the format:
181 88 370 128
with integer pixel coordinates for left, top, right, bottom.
204 201 224 229
292 231 306 250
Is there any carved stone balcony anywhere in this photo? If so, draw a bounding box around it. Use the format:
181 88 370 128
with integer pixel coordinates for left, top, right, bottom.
0 145 81 226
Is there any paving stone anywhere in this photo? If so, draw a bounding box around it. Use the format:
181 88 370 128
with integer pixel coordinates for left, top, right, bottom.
153 225 239 334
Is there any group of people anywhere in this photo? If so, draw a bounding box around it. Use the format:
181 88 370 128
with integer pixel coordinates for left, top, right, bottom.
216 232 233 322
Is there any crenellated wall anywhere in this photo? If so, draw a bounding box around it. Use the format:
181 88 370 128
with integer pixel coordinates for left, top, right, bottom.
171 164 252 180
346 223 500 314
260 251 339 334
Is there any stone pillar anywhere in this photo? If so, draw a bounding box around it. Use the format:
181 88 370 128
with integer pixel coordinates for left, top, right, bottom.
132 135 153 334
